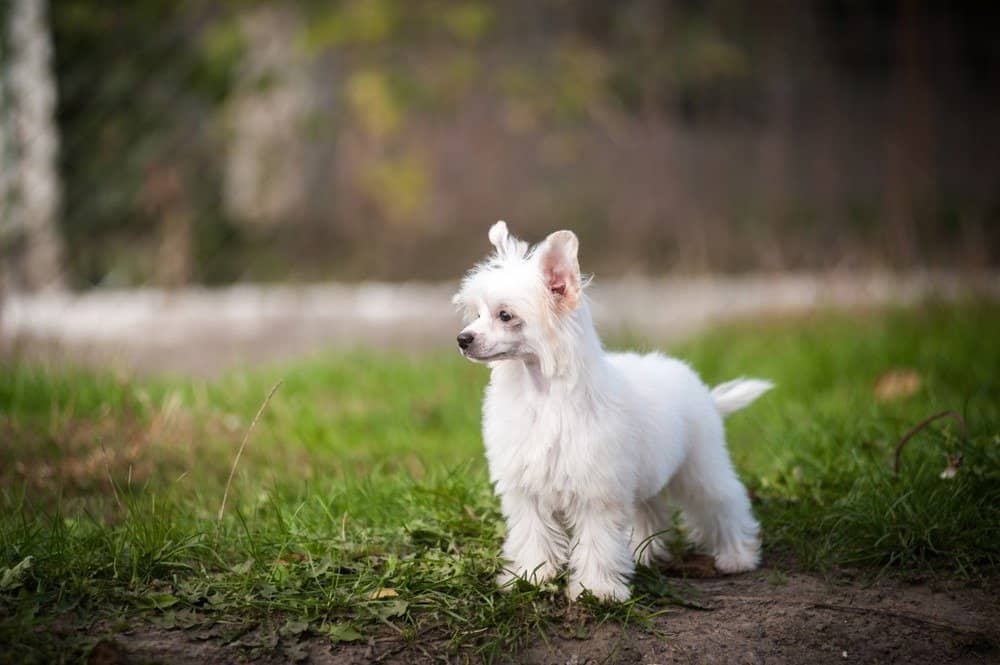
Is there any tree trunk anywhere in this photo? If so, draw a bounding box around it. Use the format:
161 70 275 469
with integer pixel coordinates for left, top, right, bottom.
6 0 65 291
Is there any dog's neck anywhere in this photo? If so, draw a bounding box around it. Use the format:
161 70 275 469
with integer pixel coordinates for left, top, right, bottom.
503 299 607 396
521 357 551 393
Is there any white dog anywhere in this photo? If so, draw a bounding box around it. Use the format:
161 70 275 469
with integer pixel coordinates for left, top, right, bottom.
453 222 772 602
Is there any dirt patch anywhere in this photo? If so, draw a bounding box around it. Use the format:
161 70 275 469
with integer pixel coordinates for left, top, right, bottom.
78 569 998 664
525 572 999 665
82 622 398 665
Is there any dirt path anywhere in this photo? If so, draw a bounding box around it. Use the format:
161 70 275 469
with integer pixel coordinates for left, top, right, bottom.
87 569 998 664
525 571 998 665
5 272 998 375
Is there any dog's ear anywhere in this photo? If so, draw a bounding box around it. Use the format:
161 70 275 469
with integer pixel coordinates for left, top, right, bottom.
488 220 529 259
488 221 510 251
538 230 581 312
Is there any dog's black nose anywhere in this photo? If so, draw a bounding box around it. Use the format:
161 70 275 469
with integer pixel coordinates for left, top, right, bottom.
457 332 475 349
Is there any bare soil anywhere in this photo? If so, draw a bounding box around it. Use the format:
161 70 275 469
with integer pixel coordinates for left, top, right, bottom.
82 568 998 664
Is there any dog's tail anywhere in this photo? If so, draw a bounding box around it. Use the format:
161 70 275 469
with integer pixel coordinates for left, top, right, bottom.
711 378 774 416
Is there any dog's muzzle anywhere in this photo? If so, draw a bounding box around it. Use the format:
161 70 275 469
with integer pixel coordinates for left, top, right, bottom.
457 331 475 350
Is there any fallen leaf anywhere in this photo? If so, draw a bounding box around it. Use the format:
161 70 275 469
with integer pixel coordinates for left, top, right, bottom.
280 619 310 637
373 599 408 620
277 552 307 565
136 593 180 610
0 556 33 592
230 559 254 575
323 622 363 643
370 587 398 599
874 369 921 401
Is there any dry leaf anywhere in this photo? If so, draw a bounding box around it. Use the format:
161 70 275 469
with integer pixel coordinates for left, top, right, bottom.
874 369 922 401
277 552 307 565
370 587 398 599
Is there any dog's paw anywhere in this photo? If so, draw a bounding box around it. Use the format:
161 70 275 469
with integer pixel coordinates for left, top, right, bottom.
713 542 760 574
566 576 631 603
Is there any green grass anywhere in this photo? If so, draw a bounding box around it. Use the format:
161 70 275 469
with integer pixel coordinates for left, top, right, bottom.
2 303 999 662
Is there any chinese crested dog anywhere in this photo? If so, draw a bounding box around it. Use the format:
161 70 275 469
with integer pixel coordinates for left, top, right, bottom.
453 222 772 601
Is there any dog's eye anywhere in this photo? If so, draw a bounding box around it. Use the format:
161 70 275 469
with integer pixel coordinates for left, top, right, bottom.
498 310 513 322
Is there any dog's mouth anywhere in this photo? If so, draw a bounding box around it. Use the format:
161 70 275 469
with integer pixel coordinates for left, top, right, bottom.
462 348 516 363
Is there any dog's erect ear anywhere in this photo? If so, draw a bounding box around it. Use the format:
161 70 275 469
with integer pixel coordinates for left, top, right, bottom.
538 230 581 311
488 221 510 250
488 220 528 259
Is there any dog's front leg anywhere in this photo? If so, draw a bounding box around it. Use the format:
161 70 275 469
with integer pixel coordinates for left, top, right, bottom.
566 504 634 602
496 491 566 589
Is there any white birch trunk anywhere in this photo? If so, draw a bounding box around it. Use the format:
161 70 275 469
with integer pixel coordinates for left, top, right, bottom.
1 35 11 249
6 0 65 291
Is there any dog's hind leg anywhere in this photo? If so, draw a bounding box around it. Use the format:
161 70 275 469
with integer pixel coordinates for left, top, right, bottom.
630 494 675 566
668 425 760 574
496 491 567 588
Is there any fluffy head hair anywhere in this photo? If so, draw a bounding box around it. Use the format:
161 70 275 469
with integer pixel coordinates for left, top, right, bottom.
452 221 592 378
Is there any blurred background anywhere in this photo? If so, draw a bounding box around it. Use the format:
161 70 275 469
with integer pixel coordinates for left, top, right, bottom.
1 0 998 370
4 0 999 288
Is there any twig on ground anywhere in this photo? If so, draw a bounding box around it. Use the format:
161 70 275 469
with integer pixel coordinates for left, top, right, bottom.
892 410 968 476
216 380 283 531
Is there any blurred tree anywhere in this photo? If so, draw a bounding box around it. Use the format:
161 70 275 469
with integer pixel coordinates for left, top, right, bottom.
32 0 1000 284
50 0 243 287
1 7 12 275
3 0 65 292
223 4 313 231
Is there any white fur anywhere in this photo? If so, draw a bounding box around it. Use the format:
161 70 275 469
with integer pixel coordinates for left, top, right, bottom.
453 222 772 602
711 379 775 416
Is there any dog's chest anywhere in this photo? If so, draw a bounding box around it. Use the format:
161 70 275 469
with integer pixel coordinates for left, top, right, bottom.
484 396 612 501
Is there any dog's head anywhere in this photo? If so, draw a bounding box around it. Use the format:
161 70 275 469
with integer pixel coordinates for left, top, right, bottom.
452 221 584 374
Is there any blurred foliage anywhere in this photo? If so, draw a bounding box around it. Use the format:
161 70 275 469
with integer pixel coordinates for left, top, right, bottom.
27 0 1000 286
346 69 401 139
361 150 431 225
50 0 246 287
301 0 495 49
